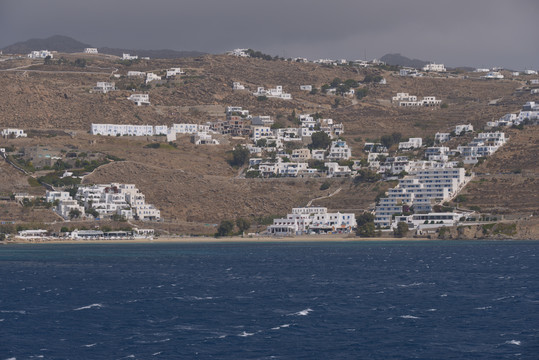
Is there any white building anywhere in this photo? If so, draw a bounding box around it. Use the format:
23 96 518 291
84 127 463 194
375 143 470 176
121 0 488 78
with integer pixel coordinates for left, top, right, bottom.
326 162 352 177
300 85 313 91
166 67 184 78
422 63 446 72
475 68 490 73
454 124 474 135
267 207 356 235
122 53 138 60
435 132 451 143
45 191 71 203
28 50 53 59
191 132 219 145
481 71 504 79
84 48 98 54
128 94 150 106
398 138 423 150
251 126 273 142
91 124 160 136
93 82 116 94
145 73 161 84
233 82 245 90
524 70 538 75
253 86 292 99
127 71 146 77
326 140 352 161
172 123 210 134
1 128 27 138
251 116 274 126
227 49 250 57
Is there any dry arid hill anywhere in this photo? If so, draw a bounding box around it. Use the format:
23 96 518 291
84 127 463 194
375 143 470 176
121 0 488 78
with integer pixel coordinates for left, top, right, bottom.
0 53 537 236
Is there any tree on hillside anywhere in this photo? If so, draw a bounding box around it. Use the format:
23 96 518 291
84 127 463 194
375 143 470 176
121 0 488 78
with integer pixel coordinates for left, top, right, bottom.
393 222 409 238
69 209 81 219
236 218 251 235
231 145 249 167
216 220 235 237
310 131 331 149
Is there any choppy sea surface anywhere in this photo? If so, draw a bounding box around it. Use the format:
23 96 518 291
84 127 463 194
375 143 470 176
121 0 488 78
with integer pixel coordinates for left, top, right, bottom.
0 240 538 359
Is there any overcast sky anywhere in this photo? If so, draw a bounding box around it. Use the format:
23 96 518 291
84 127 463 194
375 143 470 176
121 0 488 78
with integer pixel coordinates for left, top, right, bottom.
1 0 538 69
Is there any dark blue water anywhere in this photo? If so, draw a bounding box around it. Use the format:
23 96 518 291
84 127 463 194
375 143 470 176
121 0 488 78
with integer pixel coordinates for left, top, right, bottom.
0 241 538 359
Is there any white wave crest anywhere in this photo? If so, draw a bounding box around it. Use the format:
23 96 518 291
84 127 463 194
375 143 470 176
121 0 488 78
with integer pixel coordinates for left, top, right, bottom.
73 303 103 311
238 331 255 337
290 308 313 316
400 315 420 319
83 343 97 348
0 310 26 314
505 340 521 346
475 306 492 310
397 282 424 288
271 324 291 330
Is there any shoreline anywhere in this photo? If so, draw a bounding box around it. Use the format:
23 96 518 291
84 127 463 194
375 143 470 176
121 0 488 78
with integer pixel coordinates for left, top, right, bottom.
3 235 533 245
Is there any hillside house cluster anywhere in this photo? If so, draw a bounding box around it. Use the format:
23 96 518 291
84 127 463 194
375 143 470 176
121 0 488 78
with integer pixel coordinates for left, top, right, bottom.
1 128 27 138
253 86 292 99
398 138 423 150
28 50 53 59
46 183 160 221
267 207 357 236
392 93 442 107
93 82 116 94
457 132 507 164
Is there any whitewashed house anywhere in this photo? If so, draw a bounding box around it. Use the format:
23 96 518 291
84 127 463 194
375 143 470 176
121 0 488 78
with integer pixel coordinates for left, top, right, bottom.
227 49 250 57
422 63 446 72
253 86 292 99
300 85 313 91
524 70 538 75
481 71 504 79
122 53 138 60
166 67 184 78
326 140 352 161
454 124 474 135
128 94 150 106
28 50 53 59
251 116 274 126
435 132 451 143
1 129 27 138
45 191 71 203
84 48 98 54
398 138 423 150
233 82 245 90
93 82 116 94
127 71 146 77
145 73 161 84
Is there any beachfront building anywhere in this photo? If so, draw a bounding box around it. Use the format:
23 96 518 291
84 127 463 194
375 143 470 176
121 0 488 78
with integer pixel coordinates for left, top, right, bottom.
267 207 356 235
93 82 116 94
84 48 98 54
128 94 150 106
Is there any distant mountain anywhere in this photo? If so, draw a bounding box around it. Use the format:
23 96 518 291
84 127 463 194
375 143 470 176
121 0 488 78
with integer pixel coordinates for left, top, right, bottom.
380 53 430 69
2 35 206 59
2 35 91 54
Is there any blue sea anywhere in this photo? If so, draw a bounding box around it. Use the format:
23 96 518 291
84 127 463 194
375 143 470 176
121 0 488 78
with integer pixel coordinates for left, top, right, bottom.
0 240 538 359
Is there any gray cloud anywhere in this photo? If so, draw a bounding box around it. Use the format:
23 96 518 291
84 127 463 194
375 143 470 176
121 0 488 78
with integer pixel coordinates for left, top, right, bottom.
1 0 538 69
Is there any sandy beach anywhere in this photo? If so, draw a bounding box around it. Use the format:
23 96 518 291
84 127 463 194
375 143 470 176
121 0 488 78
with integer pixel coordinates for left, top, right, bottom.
5 234 427 245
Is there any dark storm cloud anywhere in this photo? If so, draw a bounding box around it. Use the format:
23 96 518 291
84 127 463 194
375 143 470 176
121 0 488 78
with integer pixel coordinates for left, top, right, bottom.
1 0 538 69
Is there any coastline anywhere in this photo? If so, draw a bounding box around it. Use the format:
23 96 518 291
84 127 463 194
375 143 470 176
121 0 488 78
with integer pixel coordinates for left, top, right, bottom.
4 235 431 245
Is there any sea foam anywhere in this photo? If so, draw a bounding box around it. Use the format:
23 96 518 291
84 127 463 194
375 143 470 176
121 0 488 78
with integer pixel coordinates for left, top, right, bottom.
290 308 313 316
73 303 103 311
